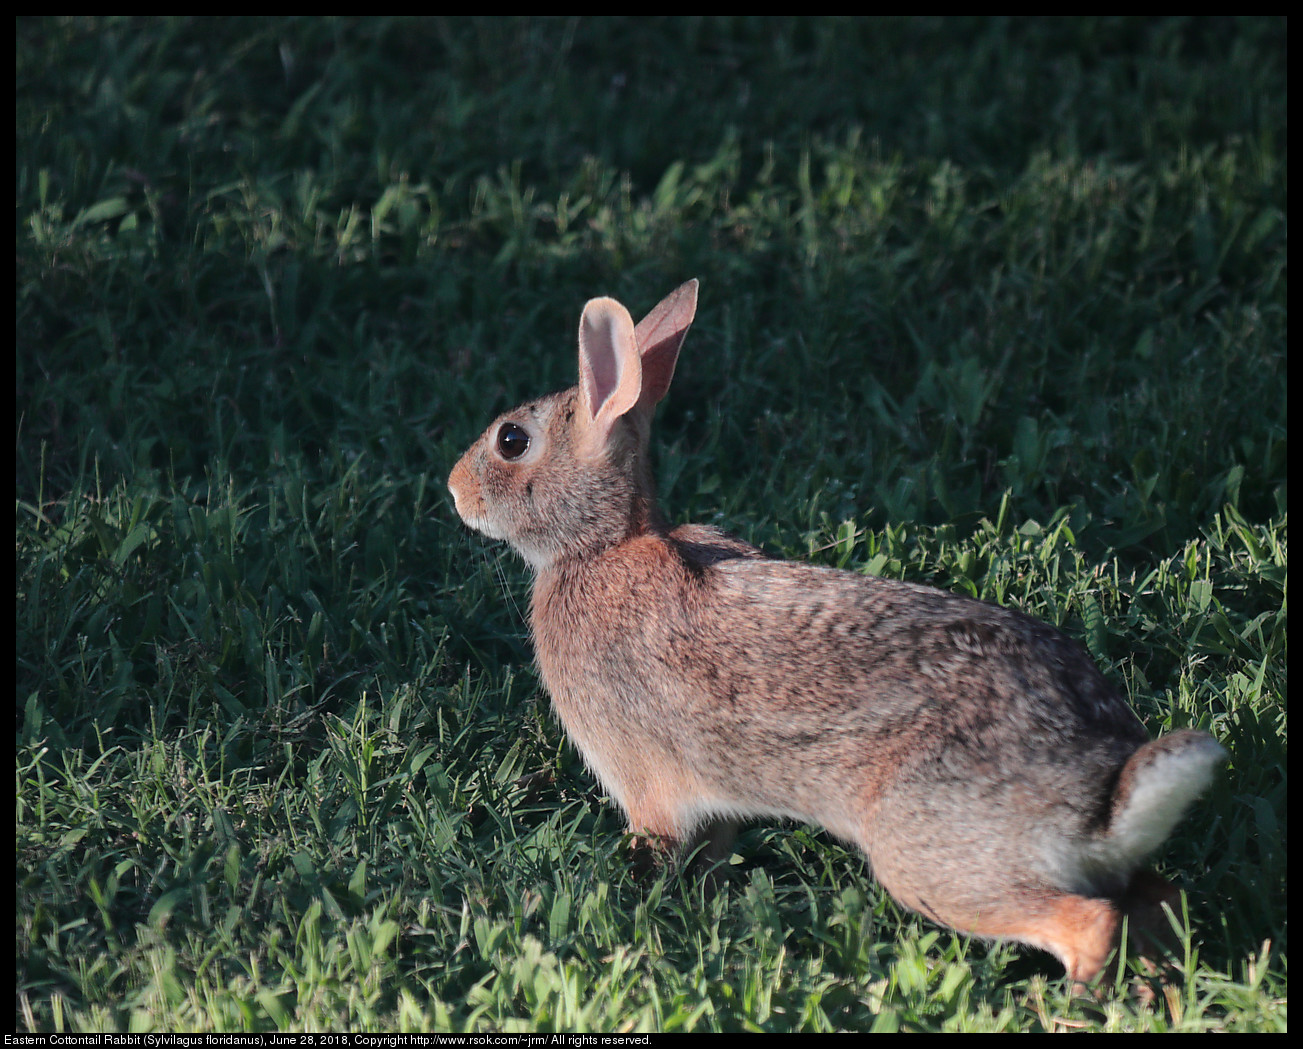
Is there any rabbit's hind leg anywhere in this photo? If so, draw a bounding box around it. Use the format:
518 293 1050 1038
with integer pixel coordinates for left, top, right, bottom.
946 887 1123 987
873 868 1124 988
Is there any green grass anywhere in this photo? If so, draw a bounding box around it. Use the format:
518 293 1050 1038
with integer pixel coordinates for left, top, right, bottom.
16 16 1285 1032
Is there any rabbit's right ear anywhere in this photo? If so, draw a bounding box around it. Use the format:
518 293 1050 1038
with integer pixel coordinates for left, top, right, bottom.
634 279 698 410
578 297 643 445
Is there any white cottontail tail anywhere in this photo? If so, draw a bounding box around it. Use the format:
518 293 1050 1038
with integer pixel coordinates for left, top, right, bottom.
448 280 1225 985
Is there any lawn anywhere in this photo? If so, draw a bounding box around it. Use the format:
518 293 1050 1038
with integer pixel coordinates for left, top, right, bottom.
16 16 1286 1032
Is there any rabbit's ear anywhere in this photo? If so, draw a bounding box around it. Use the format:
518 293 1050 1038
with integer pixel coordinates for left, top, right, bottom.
579 297 643 442
634 279 698 410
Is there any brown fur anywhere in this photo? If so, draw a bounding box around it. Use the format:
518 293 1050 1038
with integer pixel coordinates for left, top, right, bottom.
447 281 1225 986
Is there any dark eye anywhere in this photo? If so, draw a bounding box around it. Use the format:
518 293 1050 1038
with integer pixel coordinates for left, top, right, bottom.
496 421 530 460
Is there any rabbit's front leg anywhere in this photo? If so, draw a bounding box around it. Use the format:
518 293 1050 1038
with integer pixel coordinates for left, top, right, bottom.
624 806 736 892
690 816 738 895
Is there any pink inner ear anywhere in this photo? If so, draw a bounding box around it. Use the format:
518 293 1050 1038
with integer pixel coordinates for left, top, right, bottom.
579 298 642 435
582 310 623 411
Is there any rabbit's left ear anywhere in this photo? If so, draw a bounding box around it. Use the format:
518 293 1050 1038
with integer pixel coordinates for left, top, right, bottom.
578 297 643 444
634 279 698 410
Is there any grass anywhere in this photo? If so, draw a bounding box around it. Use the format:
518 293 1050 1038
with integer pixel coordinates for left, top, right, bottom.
16 15 1286 1032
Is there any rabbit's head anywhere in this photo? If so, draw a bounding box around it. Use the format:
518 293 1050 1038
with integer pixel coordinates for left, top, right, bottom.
448 280 699 571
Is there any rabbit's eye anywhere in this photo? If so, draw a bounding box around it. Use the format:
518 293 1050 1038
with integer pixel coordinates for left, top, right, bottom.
496 422 531 460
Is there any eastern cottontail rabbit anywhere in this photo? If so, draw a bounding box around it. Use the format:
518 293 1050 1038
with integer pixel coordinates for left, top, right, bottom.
447 280 1225 985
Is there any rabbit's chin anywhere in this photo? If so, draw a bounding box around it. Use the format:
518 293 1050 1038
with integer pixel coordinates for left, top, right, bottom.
461 514 557 572
458 511 502 541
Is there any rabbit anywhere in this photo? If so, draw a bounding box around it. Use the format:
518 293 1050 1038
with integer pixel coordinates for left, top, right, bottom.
447 279 1226 986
